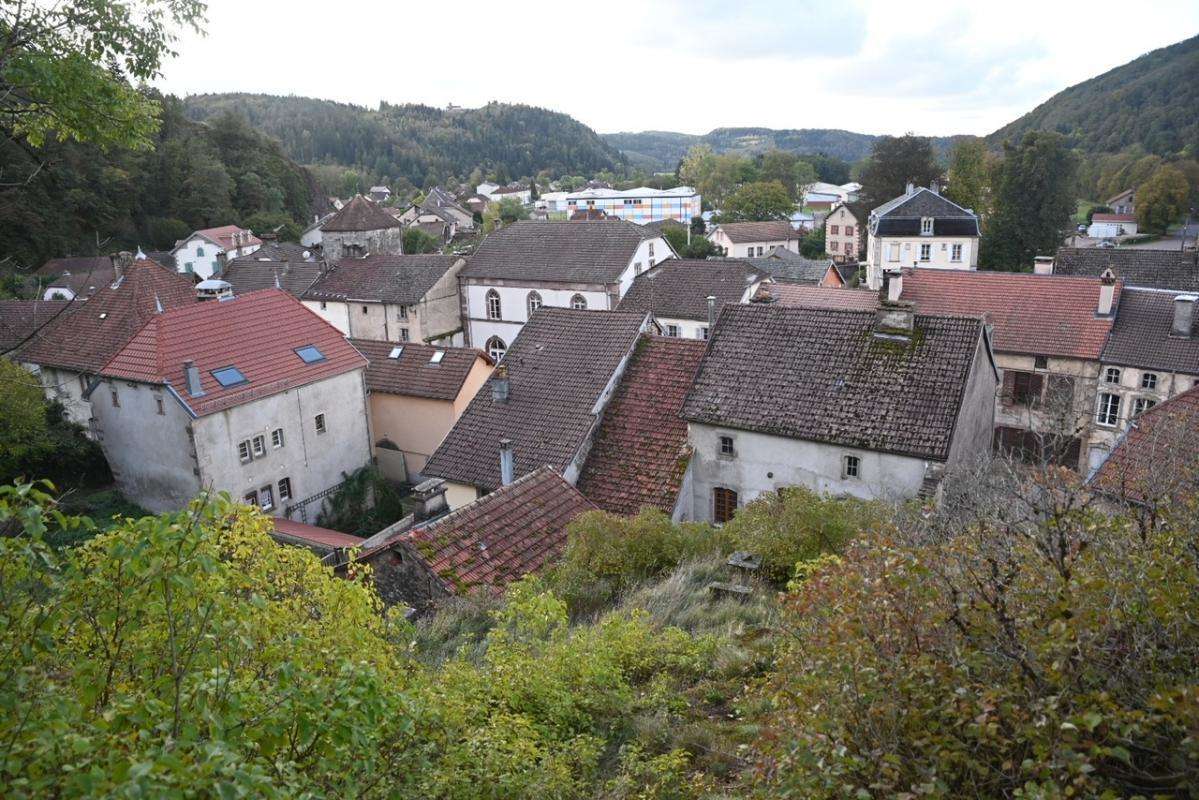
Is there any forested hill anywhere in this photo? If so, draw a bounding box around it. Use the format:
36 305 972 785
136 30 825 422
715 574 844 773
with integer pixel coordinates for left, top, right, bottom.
603 127 962 172
988 34 1198 156
0 94 325 270
183 94 626 188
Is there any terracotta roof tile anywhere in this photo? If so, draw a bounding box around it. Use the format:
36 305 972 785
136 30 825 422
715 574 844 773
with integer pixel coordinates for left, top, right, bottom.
617 258 766 321
351 339 491 400
190 225 261 252
272 517 364 551
0 299 70 353
100 289 366 416
768 284 880 311
577 336 707 516
1091 386 1199 503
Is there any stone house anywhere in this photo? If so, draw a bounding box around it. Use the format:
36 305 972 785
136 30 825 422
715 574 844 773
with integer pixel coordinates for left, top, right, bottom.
319 195 404 261
457 220 672 360
617 258 769 340
350 338 493 481
865 184 980 289
707 221 800 258
302 254 467 346
221 241 327 298
33 256 117 301
172 225 261 279
1106 188 1136 217
824 203 863 262
681 300 998 521
89 289 372 517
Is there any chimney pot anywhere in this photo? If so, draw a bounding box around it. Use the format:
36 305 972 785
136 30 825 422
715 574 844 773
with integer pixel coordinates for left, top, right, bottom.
411 477 448 521
491 364 509 403
1097 268 1117 316
183 360 204 397
706 294 717 330
930 180 940 196
905 181 915 196
499 438 515 486
1033 256 1054 275
881 268 904 303
1172 294 1197 337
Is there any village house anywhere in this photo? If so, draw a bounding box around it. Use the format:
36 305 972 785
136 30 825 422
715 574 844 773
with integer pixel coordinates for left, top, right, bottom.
349 338 493 481
348 468 596 610
300 212 335 249
424 308 652 509
302 254 466 346
34 256 116 300
221 240 326 298
617 258 768 340
707 221 800 258
89 288 372 517
172 225 261 279
457 220 671 359
1086 288 1199 475
1088 213 1138 239
319 195 404 261
1048 248 1199 291
490 184 532 204
368 185 392 203
395 203 458 244
421 186 476 231
864 183 980 289
744 248 846 286
824 203 863 263
681 300 998 520
563 186 701 225
1107 188 1136 216
19 254 196 428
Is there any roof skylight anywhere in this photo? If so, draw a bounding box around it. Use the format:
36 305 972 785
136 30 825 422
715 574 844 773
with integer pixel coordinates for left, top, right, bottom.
295 345 326 364
212 366 248 387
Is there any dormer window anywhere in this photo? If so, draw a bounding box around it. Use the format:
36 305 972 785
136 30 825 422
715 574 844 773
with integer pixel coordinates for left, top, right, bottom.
920 217 934 236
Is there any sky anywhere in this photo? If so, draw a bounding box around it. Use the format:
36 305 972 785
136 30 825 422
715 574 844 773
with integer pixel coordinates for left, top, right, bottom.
155 0 1199 137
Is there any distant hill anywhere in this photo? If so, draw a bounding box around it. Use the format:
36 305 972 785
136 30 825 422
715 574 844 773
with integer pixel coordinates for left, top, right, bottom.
183 94 625 187
988 35 1197 156
602 127 962 171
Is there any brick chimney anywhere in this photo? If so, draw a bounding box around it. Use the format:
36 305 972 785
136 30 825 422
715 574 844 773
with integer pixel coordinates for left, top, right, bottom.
1097 268 1116 316
1172 294 1197 337
491 364 509 403
499 438 514 486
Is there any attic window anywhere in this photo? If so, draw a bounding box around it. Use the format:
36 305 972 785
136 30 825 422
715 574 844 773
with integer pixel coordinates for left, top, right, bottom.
429 351 445 364
388 346 404 359
98 312 108 320
295 345 326 364
920 217 934 236
212 366 248 387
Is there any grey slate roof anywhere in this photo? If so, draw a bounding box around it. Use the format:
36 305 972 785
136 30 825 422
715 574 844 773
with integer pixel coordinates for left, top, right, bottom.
321 195 402 232
743 248 836 284
681 304 986 461
223 242 326 297
1052 248 1199 291
423 308 648 491
1101 288 1199 374
871 188 980 237
460 221 662 284
617 258 766 321
302 254 460 305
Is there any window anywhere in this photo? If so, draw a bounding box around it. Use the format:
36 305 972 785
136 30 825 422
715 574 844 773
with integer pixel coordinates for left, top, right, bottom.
700 326 710 340
212 366 248 387
1010 371 1043 406
110 389 119 408
648 242 655 258
485 336 507 361
184 262 194 274
845 226 854 237
271 428 285 448
634 262 643 273
842 454 861 479
1141 372 1158 390
830 225 840 235
238 440 252 463
1104 366 1121 385
527 291 542 317
919 243 931 262
278 477 292 501
430 350 445 364
951 243 963 262
388 346 403 359
251 435 266 458
295 345 325 364
920 217 934 235
155 396 165 415
314 413 327 435
844 241 854 253
1034 355 1048 370
666 324 680 337
320 301 327 310
196 247 205 257
259 485 275 511
397 305 408 320
1096 392 1120 427
485 289 501 320
713 487 738 523
887 243 900 262
1133 397 1157 417
399 328 410 342
243 490 258 506
361 305 369 315
719 435 735 457
756 246 765 256
570 294 587 310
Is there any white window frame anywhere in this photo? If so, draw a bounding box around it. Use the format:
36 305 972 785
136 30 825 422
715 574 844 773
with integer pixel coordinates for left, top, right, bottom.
919 243 931 262
259 485 274 511
238 440 252 463
887 243 900 262
485 289 502 320
570 294 587 310
951 243 962 262
271 428 285 449
485 336 507 362
251 435 266 458
920 217 934 236
527 291 542 317
842 454 861 479
1096 392 1120 427
719 434 736 458
278 477 292 501
1132 397 1157 417
666 324 679 337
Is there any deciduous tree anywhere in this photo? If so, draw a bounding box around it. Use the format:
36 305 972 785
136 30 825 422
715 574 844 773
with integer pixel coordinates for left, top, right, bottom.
719 180 794 221
945 137 990 219
1136 164 1190 233
858 134 942 209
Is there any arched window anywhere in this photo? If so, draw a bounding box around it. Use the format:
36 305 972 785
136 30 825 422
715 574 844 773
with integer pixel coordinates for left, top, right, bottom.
485 289 502 320
527 291 542 318
485 336 507 362
570 293 587 310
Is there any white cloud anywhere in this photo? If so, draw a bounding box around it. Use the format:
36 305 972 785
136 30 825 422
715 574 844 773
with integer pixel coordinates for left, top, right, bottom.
155 0 1199 136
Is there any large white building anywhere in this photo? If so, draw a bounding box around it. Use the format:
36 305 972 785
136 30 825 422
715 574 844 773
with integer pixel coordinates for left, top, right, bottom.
563 186 701 225
864 183 980 290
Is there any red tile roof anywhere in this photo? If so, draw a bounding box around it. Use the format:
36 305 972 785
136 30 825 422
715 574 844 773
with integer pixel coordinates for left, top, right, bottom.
350 338 492 400
1090 386 1199 504
191 225 261 252
577 336 708 516
0 300 70 353
901 269 1119 360
272 517 364 550
768 284 880 311
365 466 595 593
1091 214 1136 223
20 259 196 372
100 289 367 416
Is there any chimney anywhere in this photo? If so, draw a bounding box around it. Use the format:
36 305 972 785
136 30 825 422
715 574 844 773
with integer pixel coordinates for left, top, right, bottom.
930 180 940 196
1097 268 1116 316
1033 256 1054 275
410 477 448 521
1172 294 1197 337
183 360 204 397
905 181 915 196
491 363 509 403
881 268 904 303
707 294 717 330
874 302 916 340
499 438 514 486
111 250 134 280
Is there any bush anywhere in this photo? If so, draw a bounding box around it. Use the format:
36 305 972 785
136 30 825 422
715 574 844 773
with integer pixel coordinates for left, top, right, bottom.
316 464 407 535
403 225 440 254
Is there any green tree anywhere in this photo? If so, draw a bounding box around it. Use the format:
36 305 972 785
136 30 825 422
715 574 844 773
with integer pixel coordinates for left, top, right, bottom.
1136 164 1190 233
680 145 750 209
720 180 795 222
756 151 817 200
858 134 942 209
981 131 1079 268
800 227 826 258
945 137 990 219
403 226 440 254
0 1 206 150
663 225 721 259
0 359 50 480
482 197 529 232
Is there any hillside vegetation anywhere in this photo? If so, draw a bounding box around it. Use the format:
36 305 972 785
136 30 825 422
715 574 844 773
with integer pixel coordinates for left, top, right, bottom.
183 94 626 190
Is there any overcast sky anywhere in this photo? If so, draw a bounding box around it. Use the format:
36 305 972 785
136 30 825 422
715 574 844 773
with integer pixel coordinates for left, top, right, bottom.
156 0 1198 136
